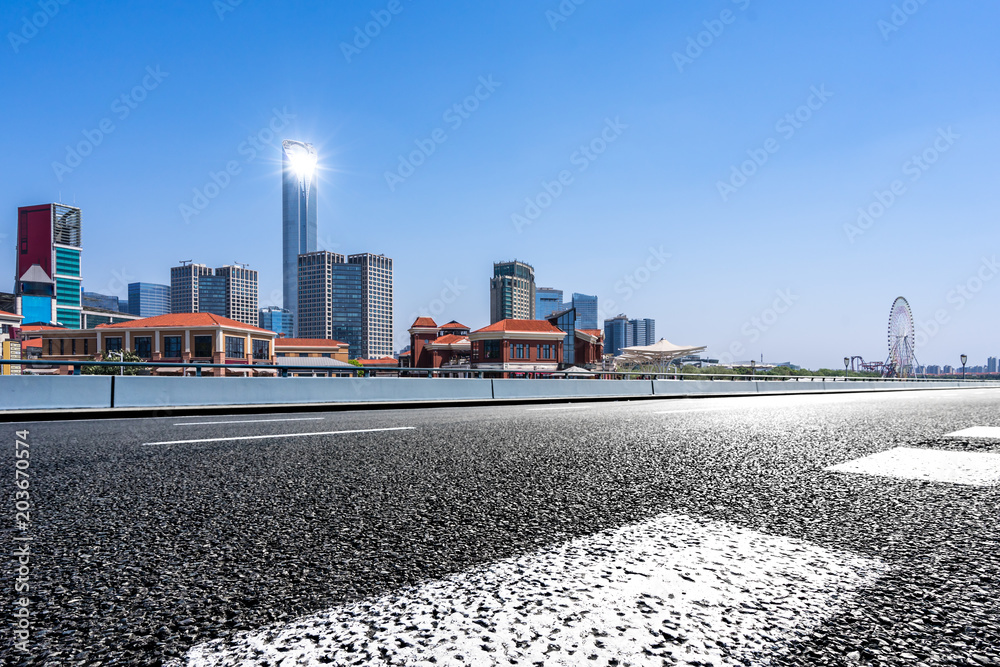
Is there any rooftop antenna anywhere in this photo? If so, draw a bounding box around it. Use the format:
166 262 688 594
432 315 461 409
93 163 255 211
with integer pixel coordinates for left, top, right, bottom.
180 259 192 266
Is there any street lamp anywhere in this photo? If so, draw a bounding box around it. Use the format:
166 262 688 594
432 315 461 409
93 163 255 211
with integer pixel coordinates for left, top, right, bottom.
844 357 850 381
749 359 755 380
961 354 968 381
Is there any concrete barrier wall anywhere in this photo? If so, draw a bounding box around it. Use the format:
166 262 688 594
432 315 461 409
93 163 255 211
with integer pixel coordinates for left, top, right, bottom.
0 375 113 410
492 379 653 400
653 380 758 396
2 375 998 414
112 376 495 407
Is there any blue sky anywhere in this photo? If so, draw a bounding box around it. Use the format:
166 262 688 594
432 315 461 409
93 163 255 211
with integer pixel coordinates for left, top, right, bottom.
2 0 997 368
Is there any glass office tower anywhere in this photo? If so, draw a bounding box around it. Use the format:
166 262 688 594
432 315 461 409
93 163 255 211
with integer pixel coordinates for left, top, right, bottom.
282 140 318 336
15 204 82 327
535 287 564 320
128 283 170 317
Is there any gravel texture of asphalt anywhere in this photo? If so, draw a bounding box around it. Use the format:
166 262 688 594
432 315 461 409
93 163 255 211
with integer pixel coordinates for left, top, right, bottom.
2 388 999 666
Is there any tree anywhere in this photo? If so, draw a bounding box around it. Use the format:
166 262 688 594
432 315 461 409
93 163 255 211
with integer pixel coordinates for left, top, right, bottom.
83 350 143 375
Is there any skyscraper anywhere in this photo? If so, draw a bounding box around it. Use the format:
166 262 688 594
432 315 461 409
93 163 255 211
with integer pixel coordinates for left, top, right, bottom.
170 263 258 325
298 251 364 358
536 287 564 320
215 264 259 326
170 262 213 314
490 260 535 323
259 306 294 339
350 253 393 358
604 314 631 356
568 293 598 330
282 140 318 336
15 203 82 327
629 317 656 347
128 283 171 317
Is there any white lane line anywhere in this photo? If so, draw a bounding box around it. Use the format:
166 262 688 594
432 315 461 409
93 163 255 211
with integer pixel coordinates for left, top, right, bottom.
827 447 1000 486
173 417 326 426
945 426 1000 439
172 513 885 667
142 427 415 447
525 405 590 411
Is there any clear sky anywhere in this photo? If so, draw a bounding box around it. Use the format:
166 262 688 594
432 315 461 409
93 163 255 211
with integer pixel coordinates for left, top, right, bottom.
2 0 997 369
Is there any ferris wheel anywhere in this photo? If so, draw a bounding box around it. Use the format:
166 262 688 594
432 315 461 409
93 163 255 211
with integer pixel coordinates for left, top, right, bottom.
885 297 918 378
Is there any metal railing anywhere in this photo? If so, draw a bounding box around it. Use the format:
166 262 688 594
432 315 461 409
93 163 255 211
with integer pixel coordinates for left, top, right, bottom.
0 359 996 383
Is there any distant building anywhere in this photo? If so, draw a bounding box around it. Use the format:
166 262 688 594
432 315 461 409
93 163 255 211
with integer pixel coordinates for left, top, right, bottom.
215 265 259 326
170 262 258 326
942 365 954 374
989 357 997 374
535 287 564 320
630 318 656 347
81 306 141 329
566 293 598 330
273 338 350 363
259 306 294 338
282 140 319 336
925 365 940 375
490 260 535 323
128 283 171 317
16 203 83 327
170 262 213 314
82 290 120 312
350 253 393 359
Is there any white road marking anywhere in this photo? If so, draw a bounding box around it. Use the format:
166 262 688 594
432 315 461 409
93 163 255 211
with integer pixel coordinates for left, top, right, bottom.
172 513 884 667
142 427 415 447
525 405 590 411
945 426 1000 439
827 447 1000 486
173 417 326 426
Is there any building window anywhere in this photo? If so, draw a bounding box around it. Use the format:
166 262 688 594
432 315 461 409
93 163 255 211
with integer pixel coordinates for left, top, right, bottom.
510 344 515 358
47 339 52 356
71 339 77 355
163 336 182 358
134 336 152 359
225 336 245 358
106 337 122 353
60 339 64 356
194 336 212 358
484 340 501 360
252 340 269 360
515 344 525 359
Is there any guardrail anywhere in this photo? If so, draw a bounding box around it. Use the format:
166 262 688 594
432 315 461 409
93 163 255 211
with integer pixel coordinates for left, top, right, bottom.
0 359 991 383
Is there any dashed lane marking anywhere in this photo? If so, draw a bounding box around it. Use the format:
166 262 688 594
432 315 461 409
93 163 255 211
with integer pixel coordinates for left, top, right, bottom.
827 447 1000 486
142 427 416 447
172 513 885 667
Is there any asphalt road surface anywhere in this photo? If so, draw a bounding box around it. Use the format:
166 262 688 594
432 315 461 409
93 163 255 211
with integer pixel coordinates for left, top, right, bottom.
3 389 1000 666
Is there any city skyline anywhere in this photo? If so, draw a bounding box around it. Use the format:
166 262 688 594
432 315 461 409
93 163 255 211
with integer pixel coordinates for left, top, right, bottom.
2 2 997 368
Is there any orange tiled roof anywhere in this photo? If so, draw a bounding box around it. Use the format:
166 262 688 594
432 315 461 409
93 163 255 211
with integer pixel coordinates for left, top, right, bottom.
579 329 604 338
431 334 469 345
356 357 399 366
97 312 272 333
439 320 469 330
473 319 564 334
21 339 42 348
21 324 63 331
274 338 347 348
0 310 23 319
411 317 437 328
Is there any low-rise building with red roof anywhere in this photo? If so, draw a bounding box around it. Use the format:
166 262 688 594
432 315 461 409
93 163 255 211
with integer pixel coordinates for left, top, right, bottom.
32 312 277 375
273 338 349 363
468 319 566 374
407 318 472 369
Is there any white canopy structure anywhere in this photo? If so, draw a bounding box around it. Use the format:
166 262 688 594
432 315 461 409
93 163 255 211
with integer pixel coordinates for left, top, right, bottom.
616 338 707 372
